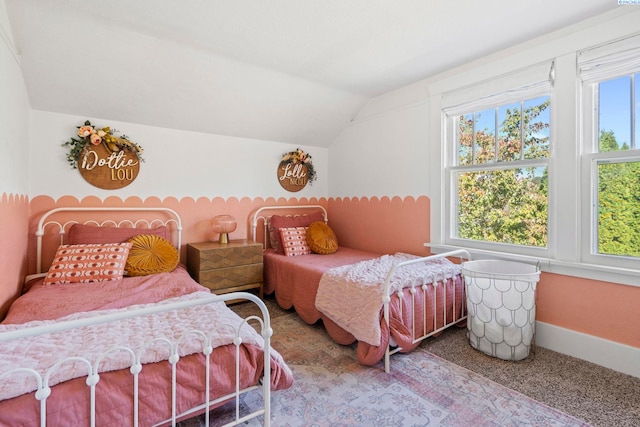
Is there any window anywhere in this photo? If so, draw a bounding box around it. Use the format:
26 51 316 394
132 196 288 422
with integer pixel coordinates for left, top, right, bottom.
580 35 640 268
442 63 553 254
453 98 550 248
591 74 640 260
432 36 639 284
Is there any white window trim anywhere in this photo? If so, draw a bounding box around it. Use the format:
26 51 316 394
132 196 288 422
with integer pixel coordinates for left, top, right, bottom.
578 33 640 84
442 61 554 116
442 63 553 258
425 243 640 287
430 50 640 288
579 34 640 273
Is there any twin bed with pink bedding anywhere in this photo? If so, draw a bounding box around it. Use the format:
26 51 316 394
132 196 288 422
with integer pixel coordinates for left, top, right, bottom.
0 207 293 426
251 205 470 372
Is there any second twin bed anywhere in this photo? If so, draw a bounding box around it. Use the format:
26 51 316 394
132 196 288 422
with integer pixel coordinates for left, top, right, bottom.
251 205 470 372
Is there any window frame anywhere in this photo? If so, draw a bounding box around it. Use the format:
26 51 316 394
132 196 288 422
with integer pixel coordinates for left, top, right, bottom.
444 91 552 258
430 36 640 287
580 73 640 270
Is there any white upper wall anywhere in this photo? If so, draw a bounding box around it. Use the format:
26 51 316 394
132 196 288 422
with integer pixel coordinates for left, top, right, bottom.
329 101 430 198
6 3 639 202
29 110 328 200
0 0 30 196
328 8 639 199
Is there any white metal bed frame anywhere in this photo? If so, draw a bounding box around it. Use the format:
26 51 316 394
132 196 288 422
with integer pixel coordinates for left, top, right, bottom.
33 206 183 275
250 204 470 373
2 207 275 427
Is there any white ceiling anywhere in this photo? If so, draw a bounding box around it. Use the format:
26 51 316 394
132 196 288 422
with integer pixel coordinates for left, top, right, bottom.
5 0 618 147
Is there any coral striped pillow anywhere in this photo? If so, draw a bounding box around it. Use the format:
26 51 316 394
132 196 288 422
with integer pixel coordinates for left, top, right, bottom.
280 227 311 257
43 243 132 285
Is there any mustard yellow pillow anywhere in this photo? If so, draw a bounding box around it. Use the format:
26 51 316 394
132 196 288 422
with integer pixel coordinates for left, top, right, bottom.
306 221 338 254
125 234 179 276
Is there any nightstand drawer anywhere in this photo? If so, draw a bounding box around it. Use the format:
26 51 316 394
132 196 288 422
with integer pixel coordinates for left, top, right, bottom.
186 240 264 299
187 241 262 270
198 263 263 290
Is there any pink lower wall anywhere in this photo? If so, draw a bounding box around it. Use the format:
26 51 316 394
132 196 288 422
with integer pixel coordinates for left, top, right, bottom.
1 193 637 350
26 195 328 276
328 196 430 255
328 196 640 349
537 273 638 348
0 193 29 318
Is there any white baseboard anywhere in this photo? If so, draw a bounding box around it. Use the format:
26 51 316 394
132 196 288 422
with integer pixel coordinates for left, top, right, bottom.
535 321 640 379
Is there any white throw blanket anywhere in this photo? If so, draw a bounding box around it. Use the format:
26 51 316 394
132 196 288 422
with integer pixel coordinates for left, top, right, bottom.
315 253 461 346
0 291 263 401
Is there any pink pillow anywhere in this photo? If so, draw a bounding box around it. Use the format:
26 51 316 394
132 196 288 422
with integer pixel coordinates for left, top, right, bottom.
268 212 324 254
43 243 132 285
67 223 168 245
280 227 312 257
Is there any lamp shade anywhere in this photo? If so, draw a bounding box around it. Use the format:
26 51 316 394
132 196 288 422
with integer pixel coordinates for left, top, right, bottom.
211 215 237 244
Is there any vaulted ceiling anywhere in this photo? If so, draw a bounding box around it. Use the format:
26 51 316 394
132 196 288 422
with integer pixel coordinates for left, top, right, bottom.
5 0 617 147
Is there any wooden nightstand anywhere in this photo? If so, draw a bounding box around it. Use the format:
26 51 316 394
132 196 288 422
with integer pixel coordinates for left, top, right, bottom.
186 240 263 299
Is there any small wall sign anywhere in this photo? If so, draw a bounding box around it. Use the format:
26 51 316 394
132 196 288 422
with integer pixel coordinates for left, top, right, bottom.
277 148 316 192
78 141 140 189
63 120 144 190
277 162 309 192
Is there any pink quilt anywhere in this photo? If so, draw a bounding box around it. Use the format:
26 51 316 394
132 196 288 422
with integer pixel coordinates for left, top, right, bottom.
3 266 205 323
0 291 276 400
264 249 467 366
0 266 294 426
263 247 380 324
316 254 461 346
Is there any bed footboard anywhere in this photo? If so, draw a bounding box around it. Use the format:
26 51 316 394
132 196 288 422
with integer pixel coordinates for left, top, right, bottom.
0 292 274 427
382 249 471 373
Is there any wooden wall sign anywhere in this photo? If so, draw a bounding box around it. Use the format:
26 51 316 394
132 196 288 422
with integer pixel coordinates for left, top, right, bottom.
277 148 316 192
78 140 140 189
63 120 144 190
277 162 308 192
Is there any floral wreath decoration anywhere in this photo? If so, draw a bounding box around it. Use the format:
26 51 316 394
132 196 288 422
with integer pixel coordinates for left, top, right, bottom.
62 120 144 169
280 148 317 184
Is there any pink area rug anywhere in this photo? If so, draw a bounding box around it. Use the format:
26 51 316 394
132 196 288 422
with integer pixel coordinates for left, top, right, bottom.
181 314 590 426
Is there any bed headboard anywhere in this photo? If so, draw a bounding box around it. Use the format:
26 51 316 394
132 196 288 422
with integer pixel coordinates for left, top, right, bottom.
250 205 327 249
33 207 183 274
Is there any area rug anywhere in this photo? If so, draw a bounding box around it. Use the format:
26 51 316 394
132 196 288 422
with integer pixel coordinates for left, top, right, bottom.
179 313 591 427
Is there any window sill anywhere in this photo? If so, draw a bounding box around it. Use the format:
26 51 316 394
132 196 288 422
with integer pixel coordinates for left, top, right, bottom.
426 243 640 288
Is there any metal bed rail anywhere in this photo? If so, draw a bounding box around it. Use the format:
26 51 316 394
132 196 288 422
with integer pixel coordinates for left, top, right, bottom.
382 249 472 373
0 291 273 427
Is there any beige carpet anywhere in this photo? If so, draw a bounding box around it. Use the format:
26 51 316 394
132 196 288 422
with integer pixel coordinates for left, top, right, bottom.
422 326 640 427
178 295 640 426
242 295 639 427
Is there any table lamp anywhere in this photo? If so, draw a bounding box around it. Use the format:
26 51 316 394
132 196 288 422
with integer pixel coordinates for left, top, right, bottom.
211 215 237 244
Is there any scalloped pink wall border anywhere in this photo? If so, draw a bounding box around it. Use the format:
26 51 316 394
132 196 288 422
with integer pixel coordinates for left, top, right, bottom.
0 194 637 348
28 195 329 274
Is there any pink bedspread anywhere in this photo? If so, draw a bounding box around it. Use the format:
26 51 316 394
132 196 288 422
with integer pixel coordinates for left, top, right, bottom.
264 247 380 324
0 266 293 426
264 249 466 366
3 266 204 323
316 254 461 346
0 291 272 400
